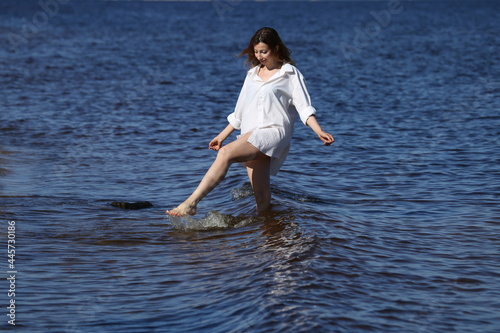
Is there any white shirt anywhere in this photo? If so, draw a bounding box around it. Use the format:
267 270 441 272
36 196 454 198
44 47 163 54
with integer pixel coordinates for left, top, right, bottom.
227 63 316 175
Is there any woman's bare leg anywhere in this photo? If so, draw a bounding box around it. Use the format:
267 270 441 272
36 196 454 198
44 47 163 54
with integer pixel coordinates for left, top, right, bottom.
167 133 267 216
245 158 271 213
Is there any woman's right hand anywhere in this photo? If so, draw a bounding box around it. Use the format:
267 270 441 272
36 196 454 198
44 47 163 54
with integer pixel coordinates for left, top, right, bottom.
209 137 223 151
208 124 235 151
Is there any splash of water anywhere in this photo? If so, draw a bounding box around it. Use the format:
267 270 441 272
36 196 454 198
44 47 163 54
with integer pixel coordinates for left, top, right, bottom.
167 210 256 231
230 182 254 200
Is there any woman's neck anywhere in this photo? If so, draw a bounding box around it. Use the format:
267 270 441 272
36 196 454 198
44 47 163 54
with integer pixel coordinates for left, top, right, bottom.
261 61 282 71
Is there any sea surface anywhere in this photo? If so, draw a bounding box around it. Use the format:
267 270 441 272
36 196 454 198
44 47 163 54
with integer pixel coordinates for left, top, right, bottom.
1 0 499 332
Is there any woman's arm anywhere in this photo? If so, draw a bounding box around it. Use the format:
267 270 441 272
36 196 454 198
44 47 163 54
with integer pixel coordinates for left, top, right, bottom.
306 115 335 146
209 124 235 151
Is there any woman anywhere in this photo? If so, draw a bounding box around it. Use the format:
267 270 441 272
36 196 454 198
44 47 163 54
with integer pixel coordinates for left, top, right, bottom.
167 27 334 216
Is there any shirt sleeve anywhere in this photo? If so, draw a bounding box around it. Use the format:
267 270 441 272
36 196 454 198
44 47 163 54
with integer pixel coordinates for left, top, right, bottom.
227 75 250 130
227 112 241 130
291 68 316 125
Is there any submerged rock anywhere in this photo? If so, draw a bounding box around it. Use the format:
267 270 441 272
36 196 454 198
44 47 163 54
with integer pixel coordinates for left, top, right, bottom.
111 201 153 210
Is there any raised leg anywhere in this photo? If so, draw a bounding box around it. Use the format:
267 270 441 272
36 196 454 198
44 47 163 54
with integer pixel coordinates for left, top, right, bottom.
167 132 267 216
245 158 271 213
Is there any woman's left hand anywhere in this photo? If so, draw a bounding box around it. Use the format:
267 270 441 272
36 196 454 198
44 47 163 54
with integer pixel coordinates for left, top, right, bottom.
318 131 335 146
306 116 334 146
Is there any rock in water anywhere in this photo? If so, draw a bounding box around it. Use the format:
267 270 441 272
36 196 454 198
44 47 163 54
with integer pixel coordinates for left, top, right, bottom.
111 201 153 210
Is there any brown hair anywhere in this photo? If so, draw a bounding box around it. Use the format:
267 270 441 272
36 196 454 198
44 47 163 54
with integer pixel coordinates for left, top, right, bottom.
239 27 294 67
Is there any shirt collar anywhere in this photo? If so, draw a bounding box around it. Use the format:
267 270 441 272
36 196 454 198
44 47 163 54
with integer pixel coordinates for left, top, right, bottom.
248 63 295 81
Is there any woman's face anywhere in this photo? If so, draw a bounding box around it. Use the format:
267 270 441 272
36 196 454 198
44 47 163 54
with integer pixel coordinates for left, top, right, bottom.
254 42 274 65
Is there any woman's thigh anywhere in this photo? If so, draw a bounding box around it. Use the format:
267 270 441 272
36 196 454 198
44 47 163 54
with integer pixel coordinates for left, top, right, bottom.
220 132 268 163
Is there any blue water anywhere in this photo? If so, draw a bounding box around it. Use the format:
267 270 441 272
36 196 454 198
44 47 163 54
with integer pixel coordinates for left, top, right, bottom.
1 0 499 332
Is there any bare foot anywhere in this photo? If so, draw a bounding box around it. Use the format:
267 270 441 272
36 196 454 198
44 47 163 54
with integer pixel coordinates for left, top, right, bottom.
166 202 197 216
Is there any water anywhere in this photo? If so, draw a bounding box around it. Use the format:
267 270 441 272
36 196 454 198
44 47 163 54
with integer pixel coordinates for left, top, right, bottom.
1 0 499 332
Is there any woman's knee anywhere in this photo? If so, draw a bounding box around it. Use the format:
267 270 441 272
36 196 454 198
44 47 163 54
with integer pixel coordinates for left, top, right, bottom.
218 141 259 163
216 145 236 164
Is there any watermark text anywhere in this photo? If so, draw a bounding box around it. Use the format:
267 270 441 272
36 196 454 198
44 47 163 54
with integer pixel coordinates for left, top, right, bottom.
6 221 17 326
